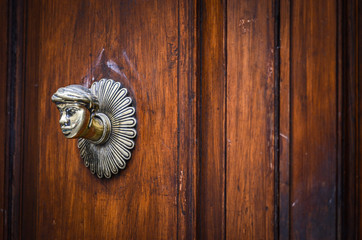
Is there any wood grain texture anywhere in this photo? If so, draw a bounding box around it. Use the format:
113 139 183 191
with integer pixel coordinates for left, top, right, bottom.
290 0 338 239
358 0 362 237
21 0 40 239
177 0 198 238
6 0 359 239
0 0 8 238
279 0 291 239
22 0 197 239
6 1 26 239
197 0 226 239
336 0 343 238
226 0 275 239
341 0 359 239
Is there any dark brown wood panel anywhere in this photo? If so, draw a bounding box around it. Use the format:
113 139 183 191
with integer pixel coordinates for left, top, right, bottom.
290 0 338 239
3 0 360 239
226 0 275 238
21 0 40 239
336 0 343 238
358 0 362 237
5 1 26 239
0 0 8 238
278 0 291 239
279 0 291 239
198 0 226 239
22 0 197 239
177 0 198 238
341 0 359 239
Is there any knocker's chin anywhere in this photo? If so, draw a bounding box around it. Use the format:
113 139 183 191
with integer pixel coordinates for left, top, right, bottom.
61 129 71 136
60 126 77 138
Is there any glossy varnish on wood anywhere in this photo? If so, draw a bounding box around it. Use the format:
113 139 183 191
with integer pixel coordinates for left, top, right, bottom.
226 0 275 239
279 0 291 238
2 0 361 239
5 1 27 239
290 0 338 239
339 0 359 239
357 1 362 238
22 0 197 239
279 0 353 239
198 0 226 239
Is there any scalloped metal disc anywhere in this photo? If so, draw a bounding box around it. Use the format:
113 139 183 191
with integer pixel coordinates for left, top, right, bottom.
78 79 137 178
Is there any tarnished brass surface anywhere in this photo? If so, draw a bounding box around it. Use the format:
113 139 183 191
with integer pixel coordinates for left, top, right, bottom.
52 79 137 178
52 85 105 141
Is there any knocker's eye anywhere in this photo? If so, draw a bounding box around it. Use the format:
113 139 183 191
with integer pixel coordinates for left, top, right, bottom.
66 108 77 116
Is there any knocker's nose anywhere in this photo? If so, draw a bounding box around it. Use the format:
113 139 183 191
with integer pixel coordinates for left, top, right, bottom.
59 114 67 125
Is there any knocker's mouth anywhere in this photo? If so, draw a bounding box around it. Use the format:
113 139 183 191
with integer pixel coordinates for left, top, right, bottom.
61 127 73 136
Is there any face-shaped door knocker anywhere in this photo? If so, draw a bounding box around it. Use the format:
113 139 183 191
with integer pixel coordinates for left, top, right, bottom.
57 103 89 138
52 79 136 178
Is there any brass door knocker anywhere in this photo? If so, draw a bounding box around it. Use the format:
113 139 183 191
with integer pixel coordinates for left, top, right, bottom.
52 79 137 178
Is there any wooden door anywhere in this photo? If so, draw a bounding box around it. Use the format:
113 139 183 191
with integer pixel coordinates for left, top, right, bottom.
18 0 196 239
1 0 361 239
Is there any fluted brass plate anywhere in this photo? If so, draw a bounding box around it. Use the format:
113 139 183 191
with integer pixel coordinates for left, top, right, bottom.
77 79 137 178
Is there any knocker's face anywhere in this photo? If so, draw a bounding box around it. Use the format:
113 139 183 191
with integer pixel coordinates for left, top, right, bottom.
56 103 89 138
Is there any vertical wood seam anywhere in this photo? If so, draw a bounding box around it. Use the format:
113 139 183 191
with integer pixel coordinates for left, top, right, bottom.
336 0 343 238
1 0 9 238
273 0 281 238
177 0 198 238
196 0 202 236
19 0 27 238
5 2 13 238
176 0 181 239
279 0 291 238
356 0 360 237
6 0 25 239
288 0 293 238
6 1 16 237
223 0 227 239
186 0 197 237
